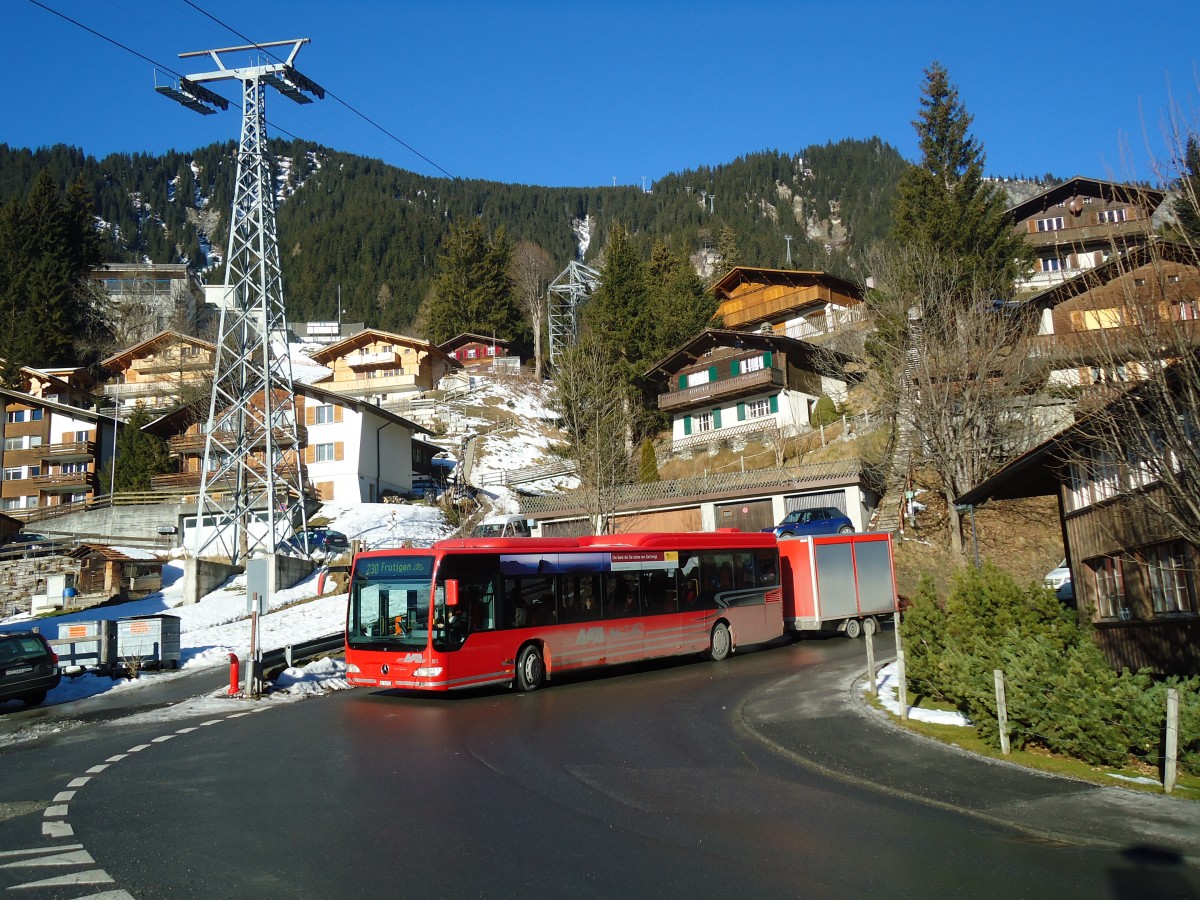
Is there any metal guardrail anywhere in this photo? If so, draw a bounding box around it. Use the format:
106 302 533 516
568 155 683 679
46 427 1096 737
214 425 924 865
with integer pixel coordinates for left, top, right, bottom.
262 632 344 672
480 459 578 487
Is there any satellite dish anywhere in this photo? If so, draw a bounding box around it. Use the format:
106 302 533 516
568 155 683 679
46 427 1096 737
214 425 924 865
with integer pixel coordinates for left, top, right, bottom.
1068 198 1083 215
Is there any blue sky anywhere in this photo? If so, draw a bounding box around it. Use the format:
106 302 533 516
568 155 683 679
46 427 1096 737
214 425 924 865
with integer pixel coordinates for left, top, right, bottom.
4 0 1199 188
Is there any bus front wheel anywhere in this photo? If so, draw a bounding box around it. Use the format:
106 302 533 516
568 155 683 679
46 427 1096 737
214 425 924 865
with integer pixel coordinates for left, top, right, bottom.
515 644 545 692
708 622 732 661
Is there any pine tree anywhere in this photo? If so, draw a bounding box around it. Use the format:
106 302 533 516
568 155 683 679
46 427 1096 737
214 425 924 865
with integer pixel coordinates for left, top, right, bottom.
1174 136 1200 240
715 224 741 277
0 169 103 382
100 404 172 493
421 218 520 345
890 63 1032 295
585 224 651 360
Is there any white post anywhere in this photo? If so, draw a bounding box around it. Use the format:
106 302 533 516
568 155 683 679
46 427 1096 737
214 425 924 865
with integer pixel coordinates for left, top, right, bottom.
1164 687 1179 794
994 669 1010 755
864 626 876 696
893 610 908 720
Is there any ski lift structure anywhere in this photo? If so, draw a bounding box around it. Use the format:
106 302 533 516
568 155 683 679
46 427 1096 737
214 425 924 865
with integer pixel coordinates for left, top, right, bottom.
547 260 601 366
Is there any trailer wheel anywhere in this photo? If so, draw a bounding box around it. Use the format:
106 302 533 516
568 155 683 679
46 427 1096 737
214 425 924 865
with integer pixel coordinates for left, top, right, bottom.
844 618 863 639
862 616 878 637
708 622 732 661
514 643 545 692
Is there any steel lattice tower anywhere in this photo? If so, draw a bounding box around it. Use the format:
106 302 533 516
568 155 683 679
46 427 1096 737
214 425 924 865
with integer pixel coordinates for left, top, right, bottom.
160 40 324 562
547 260 601 366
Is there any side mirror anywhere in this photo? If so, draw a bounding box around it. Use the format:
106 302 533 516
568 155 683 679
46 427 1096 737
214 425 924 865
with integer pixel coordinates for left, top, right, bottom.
444 578 460 607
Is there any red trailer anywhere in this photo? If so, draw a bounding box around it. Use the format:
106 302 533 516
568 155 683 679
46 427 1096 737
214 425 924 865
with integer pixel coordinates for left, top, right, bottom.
777 532 898 639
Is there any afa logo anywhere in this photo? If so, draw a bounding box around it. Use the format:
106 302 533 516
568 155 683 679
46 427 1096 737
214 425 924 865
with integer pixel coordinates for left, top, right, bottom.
573 627 605 646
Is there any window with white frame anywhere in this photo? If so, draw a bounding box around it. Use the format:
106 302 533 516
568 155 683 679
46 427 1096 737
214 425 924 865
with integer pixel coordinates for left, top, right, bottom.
3 467 22 481
1097 208 1128 224
1177 299 1199 321
686 370 711 388
6 409 43 423
1036 216 1065 232
1089 556 1126 619
313 404 335 425
694 412 713 433
1146 542 1194 614
747 398 771 418
741 355 765 374
1 498 19 510
314 443 337 462
74 430 90 442
1040 257 1066 272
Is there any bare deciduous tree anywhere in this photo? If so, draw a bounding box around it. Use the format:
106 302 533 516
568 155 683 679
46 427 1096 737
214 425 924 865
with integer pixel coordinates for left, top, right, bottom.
510 241 555 380
551 335 633 534
1049 240 1200 548
864 244 1045 553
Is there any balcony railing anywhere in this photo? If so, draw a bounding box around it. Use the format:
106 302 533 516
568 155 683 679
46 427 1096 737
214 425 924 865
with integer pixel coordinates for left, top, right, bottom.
1024 219 1149 249
40 440 96 462
1028 320 1200 362
347 350 398 368
169 425 306 453
659 367 784 412
325 373 422 396
132 356 212 375
99 381 176 400
31 472 94 492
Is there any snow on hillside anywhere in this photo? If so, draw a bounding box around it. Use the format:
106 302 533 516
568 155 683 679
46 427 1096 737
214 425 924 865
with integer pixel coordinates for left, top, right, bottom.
0 374 574 732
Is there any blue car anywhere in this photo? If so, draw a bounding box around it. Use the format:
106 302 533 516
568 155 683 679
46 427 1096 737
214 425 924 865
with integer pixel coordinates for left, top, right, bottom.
764 507 854 539
283 527 350 556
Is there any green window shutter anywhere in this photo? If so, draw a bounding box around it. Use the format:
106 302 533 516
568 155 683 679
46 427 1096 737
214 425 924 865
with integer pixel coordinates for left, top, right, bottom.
678 374 686 390
763 351 773 367
730 359 740 377
683 415 692 436
737 402 746 421
769 394 779 414
708 365 718 382
713 407 723 428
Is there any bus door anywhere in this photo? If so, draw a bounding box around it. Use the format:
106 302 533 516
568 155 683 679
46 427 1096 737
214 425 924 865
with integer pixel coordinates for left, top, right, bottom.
602 572 644 664
637 566 682 659
434 555 509 688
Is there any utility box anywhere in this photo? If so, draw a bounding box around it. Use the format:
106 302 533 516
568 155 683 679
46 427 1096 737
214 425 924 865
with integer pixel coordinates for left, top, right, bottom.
116 615 182 668
56 619 117 669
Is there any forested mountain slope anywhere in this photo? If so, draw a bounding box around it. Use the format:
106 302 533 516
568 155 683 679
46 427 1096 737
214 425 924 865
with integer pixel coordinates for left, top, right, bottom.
0 137 911 332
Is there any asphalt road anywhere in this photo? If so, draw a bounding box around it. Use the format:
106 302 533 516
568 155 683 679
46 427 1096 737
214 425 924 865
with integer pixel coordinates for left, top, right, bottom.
0 637 1190 899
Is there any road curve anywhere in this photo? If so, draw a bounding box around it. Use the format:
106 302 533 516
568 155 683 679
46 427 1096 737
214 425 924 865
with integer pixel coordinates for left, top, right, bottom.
0 637 1173 898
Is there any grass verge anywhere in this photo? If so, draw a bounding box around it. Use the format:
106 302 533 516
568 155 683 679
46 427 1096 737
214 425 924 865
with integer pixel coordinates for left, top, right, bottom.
867 693 1200 801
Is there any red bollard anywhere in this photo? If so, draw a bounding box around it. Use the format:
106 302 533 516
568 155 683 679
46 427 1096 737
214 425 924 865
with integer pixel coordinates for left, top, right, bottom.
228 653 241 696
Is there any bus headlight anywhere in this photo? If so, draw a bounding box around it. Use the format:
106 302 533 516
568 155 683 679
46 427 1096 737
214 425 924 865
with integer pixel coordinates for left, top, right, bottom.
413 666 443 678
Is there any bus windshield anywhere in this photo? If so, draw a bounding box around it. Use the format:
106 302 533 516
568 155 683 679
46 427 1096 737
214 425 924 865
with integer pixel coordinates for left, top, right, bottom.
347 555 434 651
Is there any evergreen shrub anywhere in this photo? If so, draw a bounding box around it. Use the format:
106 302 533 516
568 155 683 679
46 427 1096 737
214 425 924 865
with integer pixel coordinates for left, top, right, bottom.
900 563 1200 774
810 394 840 428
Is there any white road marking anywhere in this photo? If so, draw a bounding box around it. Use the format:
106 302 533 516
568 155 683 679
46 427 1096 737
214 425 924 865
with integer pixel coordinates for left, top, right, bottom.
0 845 82 859
9 868 113 888
1 848 93 868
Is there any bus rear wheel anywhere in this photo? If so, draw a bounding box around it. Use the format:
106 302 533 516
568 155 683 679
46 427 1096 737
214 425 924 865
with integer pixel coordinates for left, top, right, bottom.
515 644 545 692
708 622 732 661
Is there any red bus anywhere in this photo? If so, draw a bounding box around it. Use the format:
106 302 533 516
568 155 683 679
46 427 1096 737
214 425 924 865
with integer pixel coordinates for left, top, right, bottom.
344 531 782 692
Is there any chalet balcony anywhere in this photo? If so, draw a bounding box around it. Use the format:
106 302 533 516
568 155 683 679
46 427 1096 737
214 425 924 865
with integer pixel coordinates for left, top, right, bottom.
659 367 785 412
132 356 212 375
99 380 177 401
40 440 96 463
1029 320 1200 363
32 471 94 492
1025 219 1148 250
347 350 399 368
169 425 307 454
325 373 421 397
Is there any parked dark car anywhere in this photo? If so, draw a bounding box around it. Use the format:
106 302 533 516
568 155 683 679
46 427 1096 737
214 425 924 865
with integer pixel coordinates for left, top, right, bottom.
0 631 60 707
284 527 350 555
764 507 854 539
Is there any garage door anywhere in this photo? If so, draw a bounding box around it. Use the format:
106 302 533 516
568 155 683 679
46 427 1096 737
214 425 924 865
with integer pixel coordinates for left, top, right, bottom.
714 499 774 533
785 490 847 514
